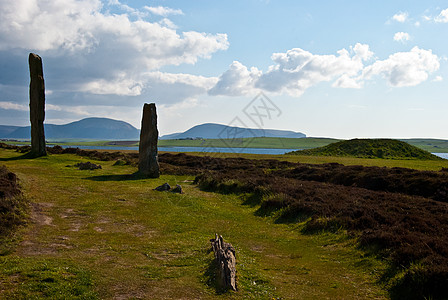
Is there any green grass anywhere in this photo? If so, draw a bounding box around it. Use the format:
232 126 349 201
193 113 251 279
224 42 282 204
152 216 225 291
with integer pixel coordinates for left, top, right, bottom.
0 148 389 299
0 257 97 299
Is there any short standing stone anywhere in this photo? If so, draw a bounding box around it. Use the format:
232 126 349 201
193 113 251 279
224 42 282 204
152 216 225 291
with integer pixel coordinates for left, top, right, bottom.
171 184 183 194
138 103 160 178
210 234 237 291
75 162 102 170
29 53 46 157
154 183 171 191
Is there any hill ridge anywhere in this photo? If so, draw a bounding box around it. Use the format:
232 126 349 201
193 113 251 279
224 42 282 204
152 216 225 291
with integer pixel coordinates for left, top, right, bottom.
160 123 306 140
1 117 139 140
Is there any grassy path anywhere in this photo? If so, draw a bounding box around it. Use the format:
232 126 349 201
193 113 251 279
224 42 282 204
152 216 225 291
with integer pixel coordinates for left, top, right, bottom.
0 149 388 299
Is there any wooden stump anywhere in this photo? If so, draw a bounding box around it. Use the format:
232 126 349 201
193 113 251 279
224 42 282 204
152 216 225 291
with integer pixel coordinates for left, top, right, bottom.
210 234 237 291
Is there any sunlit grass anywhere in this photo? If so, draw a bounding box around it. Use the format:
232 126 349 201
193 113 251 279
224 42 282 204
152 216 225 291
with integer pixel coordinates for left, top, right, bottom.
0 148 389 298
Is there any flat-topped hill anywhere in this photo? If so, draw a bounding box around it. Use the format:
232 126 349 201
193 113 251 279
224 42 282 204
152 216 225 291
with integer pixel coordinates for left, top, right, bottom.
289 138 444 160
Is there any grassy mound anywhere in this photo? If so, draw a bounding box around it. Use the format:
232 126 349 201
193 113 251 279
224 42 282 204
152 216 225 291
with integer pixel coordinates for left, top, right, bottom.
289 139 443 160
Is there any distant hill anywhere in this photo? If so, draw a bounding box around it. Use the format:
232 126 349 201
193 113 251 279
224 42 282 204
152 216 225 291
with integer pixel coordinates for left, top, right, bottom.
289 139 443 160
401 138 448 154
2 118 139 140
0 125 20 138
160 123 306 140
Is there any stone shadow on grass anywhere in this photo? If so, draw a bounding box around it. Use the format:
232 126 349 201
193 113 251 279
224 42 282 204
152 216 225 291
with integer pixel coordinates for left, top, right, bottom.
0 152 46 161
83 172 150 182
204 248 228 295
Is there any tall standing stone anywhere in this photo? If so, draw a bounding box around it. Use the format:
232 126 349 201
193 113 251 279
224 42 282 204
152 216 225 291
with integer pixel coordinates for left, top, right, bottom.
29 53 46 157
138 103 160 178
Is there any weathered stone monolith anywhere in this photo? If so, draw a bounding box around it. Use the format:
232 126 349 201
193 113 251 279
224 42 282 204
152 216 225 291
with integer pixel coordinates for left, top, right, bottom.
210 234 237 291
138 103 160 177
29 53 46 157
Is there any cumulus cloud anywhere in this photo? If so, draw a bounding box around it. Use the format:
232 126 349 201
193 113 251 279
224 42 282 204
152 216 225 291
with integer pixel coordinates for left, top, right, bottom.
210 43 373 97
144 6 184 16
208 61 261 96
81 76 144 96
352 43 374 61
255 47 368 96
392 12 409 23
108 0 141 16
79 71 218 106
209 44 439 96
435 8 448 23
332 74 362 89
0 101 84 116
361 47 440 87
0 101 28 111
0 0 228 101
433 76 443 82
394 32 410 42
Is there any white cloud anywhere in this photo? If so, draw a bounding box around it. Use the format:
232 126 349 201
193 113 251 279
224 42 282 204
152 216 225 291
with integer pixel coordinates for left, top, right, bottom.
0 0 101 52
0 101 97 121
433 76 443 82
0 101 28 111
361 47 440 87
0 102 72 113
415 21 420 27
435 8 448 23
209 44 439 96
255 47 368 96
108 0 137 14
46 104 62 111
393 32 410 42
144 6 184 17
81 71 218 103
159 98 199 117
352 43 374 61
210 43 372 97
392 12 408 23
159 18 177 29
142 72 218 104
145 72 217 88
81 76 144 96
0 0 228 101
208 61 261 96
332 74 362 89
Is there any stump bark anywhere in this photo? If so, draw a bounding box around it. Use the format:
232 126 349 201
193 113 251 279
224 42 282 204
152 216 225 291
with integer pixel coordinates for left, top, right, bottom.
210 234 237 291
138 103 160 178
29 53 46 157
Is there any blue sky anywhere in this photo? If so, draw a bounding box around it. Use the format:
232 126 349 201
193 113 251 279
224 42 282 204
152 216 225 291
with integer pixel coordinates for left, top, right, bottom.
0 0 447 138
